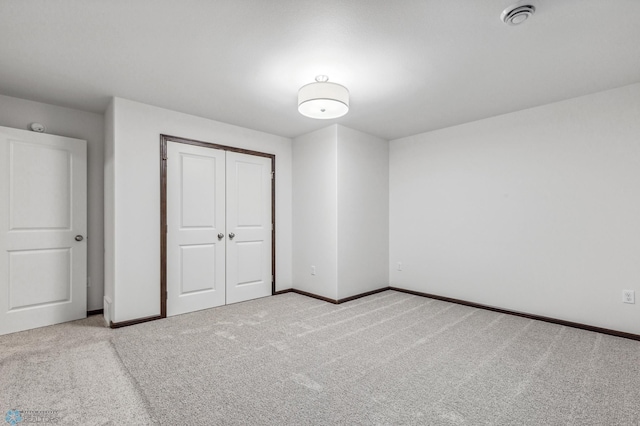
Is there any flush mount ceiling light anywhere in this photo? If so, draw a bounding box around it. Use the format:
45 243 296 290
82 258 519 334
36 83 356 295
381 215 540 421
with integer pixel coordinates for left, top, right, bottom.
298 75 349 119
501 4 536 25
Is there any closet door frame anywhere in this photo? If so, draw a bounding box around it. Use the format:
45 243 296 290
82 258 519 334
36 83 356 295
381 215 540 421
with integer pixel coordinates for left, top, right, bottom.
159 134 276 318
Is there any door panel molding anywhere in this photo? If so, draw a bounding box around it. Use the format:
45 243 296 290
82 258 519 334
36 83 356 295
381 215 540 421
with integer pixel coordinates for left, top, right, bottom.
160 134 276 319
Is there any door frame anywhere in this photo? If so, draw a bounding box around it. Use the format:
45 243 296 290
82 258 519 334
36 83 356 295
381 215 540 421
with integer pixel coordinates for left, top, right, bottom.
159 134 276 318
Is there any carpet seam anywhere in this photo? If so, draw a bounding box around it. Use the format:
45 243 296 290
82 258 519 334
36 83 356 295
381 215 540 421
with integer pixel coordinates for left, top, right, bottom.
107 338 162 425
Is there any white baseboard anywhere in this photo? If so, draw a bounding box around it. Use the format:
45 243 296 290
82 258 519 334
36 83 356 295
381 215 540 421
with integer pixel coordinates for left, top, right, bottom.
103 296 112 326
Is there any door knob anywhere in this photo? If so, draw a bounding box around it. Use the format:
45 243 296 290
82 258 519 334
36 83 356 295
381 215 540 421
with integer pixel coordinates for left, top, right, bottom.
217 233 224 240
229 232 235 240
75 235 84 242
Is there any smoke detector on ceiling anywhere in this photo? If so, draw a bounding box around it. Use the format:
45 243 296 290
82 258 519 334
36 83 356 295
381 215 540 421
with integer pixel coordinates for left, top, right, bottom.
501 4 536 25
29 122 46 133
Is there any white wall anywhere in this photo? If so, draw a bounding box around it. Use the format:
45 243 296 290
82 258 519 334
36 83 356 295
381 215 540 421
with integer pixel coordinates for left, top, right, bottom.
0 94 105 311
390 82 640 335
292 126 339 300
293 125 389 300
107 97 293 323
336 125 389 299
103 100 115 324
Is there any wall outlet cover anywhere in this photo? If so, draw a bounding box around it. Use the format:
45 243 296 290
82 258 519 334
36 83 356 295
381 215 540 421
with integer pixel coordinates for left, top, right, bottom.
623 290 635 304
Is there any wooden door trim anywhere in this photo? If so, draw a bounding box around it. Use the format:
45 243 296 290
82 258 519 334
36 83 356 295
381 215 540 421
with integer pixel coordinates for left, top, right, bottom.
160 134 276 319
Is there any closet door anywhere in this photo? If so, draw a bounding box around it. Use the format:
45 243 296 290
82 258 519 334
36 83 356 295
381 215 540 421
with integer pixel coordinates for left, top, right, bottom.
225 152 272 304
166 142 226 316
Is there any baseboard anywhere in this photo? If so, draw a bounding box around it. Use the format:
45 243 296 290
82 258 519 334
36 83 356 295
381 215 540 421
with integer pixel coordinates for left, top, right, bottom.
107 287 389 329
87 309 104 316
110 315 163 329
286 289 340 304
389 287 640 342
275 287 390 304
107 286 639 341
337 287 390 303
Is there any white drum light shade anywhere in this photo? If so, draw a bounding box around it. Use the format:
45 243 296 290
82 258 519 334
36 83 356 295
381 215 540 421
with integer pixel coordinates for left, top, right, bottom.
298 77 349 119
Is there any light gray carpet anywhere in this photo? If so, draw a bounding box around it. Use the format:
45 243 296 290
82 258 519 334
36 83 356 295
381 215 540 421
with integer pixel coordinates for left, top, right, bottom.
1 290 639 425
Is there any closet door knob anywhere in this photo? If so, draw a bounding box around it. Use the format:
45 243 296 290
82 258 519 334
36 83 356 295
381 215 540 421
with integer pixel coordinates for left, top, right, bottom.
229 232 235 240
75 235 84 242
217 233 224 240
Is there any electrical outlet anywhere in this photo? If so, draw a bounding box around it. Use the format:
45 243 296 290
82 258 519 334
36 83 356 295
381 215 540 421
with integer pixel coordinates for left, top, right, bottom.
623 290 635 304
311 266 316 276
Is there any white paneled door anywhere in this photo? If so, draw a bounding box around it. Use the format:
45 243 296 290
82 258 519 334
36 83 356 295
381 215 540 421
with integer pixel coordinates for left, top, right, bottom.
166 142 272 316
225 152 272 304
0 126 87 336
166 143 226 316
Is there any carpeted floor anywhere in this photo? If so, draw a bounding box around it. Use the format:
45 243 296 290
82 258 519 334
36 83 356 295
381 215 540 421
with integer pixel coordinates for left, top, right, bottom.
1 290 639 425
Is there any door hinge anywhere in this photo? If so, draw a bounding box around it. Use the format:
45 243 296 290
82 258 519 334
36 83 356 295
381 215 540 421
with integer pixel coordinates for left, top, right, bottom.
165 291 168 301
271 223 274 231
271 171 274 179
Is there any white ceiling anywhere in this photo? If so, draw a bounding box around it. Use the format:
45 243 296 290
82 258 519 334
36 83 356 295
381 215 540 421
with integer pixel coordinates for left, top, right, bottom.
1 0 639 140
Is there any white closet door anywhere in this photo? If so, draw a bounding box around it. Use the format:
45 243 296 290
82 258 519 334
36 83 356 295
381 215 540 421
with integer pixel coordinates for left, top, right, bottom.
0 126 87 336
225 152 272 304
166 142 226 316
